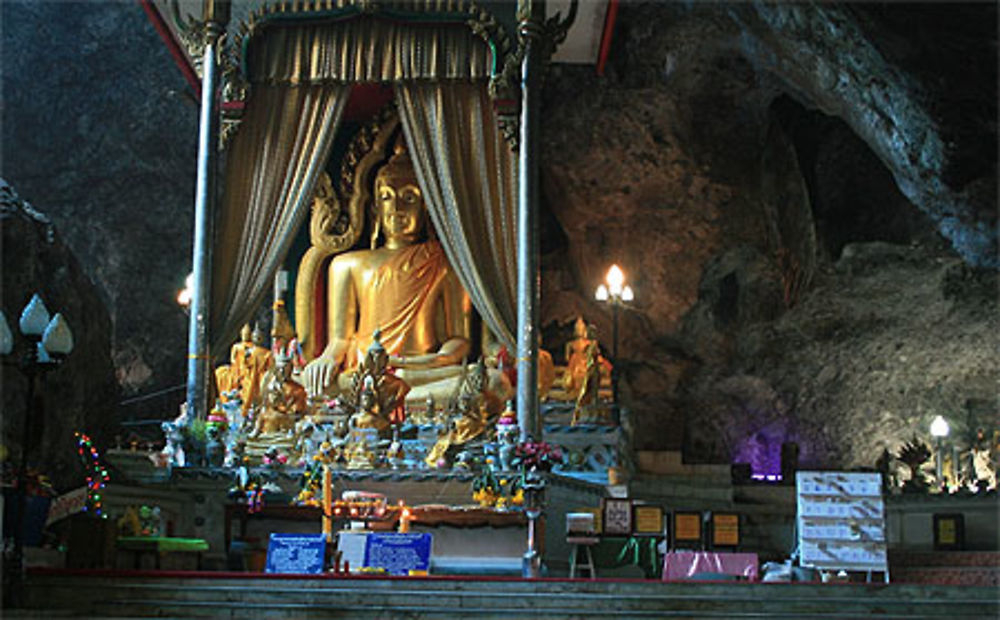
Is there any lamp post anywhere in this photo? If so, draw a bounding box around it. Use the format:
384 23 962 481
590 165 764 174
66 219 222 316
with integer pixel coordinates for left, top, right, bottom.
595 265 633 419
2 294 73 607
930 415 950 492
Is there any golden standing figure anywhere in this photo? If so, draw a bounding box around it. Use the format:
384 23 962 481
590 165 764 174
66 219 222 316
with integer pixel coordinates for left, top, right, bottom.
562 316 595 399
571 325 612 425
215 323 272 421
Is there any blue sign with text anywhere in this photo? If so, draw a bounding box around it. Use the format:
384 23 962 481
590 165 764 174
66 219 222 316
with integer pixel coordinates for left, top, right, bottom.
265 533 326 574
363 532 432 576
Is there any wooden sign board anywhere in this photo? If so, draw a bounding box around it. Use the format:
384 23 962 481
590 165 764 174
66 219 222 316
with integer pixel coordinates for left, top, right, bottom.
796 471 888 576
632 504 665 536
711 513 740 548
673 512 702 548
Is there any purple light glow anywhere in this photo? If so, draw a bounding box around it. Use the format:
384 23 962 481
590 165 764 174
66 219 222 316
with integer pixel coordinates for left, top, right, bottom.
750 474 783 482
732 430 783 479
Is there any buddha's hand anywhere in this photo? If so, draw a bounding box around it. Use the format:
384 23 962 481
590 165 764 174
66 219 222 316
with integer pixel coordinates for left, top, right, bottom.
389 352 444 369
389 338 470 369
302 355 339 398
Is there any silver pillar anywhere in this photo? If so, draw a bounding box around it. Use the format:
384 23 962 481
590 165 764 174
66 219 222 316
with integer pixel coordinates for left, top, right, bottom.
516 1 544 444
185 18 224 424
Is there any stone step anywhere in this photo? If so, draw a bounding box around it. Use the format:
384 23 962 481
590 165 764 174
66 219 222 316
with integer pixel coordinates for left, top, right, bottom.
890 566 999 587
889 550 1000 567
888 551 1000 586
21 570 999 618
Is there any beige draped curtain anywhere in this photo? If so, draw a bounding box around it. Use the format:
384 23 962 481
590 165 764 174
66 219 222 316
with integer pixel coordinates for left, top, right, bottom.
211 82 348 352
246 17 493 84
212 13 509 353
395 80 518 350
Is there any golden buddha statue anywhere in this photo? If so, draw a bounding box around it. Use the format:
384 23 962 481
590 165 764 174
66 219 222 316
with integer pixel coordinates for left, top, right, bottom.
271 300 305 375
349 377 391 433
344 330 410 429
562 316 594 399
215 323 272 420
571 325 612 425
424 392 489 468
301 139 508 410
248 353 308 458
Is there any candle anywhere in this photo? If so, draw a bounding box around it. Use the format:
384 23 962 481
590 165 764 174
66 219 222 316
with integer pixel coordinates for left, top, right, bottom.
322 466 333 541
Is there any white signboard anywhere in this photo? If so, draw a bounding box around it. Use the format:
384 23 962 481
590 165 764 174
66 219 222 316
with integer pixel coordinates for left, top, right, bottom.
796 471 888 578
45 486 88 526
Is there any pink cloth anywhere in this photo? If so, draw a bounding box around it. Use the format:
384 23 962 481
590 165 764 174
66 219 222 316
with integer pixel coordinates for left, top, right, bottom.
662 551 759 581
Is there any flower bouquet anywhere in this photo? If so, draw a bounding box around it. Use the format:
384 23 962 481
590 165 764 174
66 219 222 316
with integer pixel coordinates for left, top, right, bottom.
514 440 564 473
471 461 525 509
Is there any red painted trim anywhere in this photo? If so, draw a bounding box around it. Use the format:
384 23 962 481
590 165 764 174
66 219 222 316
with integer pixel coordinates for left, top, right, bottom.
138 0 202 97
596 0 620 77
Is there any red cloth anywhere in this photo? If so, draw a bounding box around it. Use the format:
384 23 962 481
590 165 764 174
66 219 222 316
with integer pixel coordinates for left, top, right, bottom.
662 551 759 581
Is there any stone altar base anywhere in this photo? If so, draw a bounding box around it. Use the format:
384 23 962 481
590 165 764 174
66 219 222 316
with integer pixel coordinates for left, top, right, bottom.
18 569 999 618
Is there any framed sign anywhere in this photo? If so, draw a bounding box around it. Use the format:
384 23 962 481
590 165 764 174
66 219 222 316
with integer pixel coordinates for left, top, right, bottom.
711 512 740 548
363 532 432 576
673 512 702 548
933 513 964 551
632 504 665 536
796 471 887 577
602 498 633 536
265 533 327 574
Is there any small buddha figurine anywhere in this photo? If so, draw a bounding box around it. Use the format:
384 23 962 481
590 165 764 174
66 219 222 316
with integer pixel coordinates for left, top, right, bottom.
424 392 489 468
349 377 391 433
387 425 405 469
345 330 410 428
345 436 376 470
215 324 273 420
250 352 307 440
421 395 437 426
271 300 305 374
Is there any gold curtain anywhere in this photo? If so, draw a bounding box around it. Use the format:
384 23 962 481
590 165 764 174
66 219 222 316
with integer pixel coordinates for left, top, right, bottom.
395 80 518 350
245 17 493 84
211 82 348 353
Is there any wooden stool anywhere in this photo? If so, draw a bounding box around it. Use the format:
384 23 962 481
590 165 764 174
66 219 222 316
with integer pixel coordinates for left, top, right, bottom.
567 536 598 579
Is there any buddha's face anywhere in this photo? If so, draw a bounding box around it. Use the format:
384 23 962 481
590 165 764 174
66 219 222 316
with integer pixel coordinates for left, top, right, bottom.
376 175 425 243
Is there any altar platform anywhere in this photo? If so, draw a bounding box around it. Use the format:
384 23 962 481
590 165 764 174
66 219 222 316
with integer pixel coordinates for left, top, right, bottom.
16 567 999 618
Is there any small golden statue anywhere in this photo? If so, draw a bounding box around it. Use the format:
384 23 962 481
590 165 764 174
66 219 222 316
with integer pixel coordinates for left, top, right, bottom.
349 377 390 433
571 325 612 425
215 323 273 420
424 361 492 468
271 299 305 375
563 317 597 399
345 329 410 430
246 352 308 460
